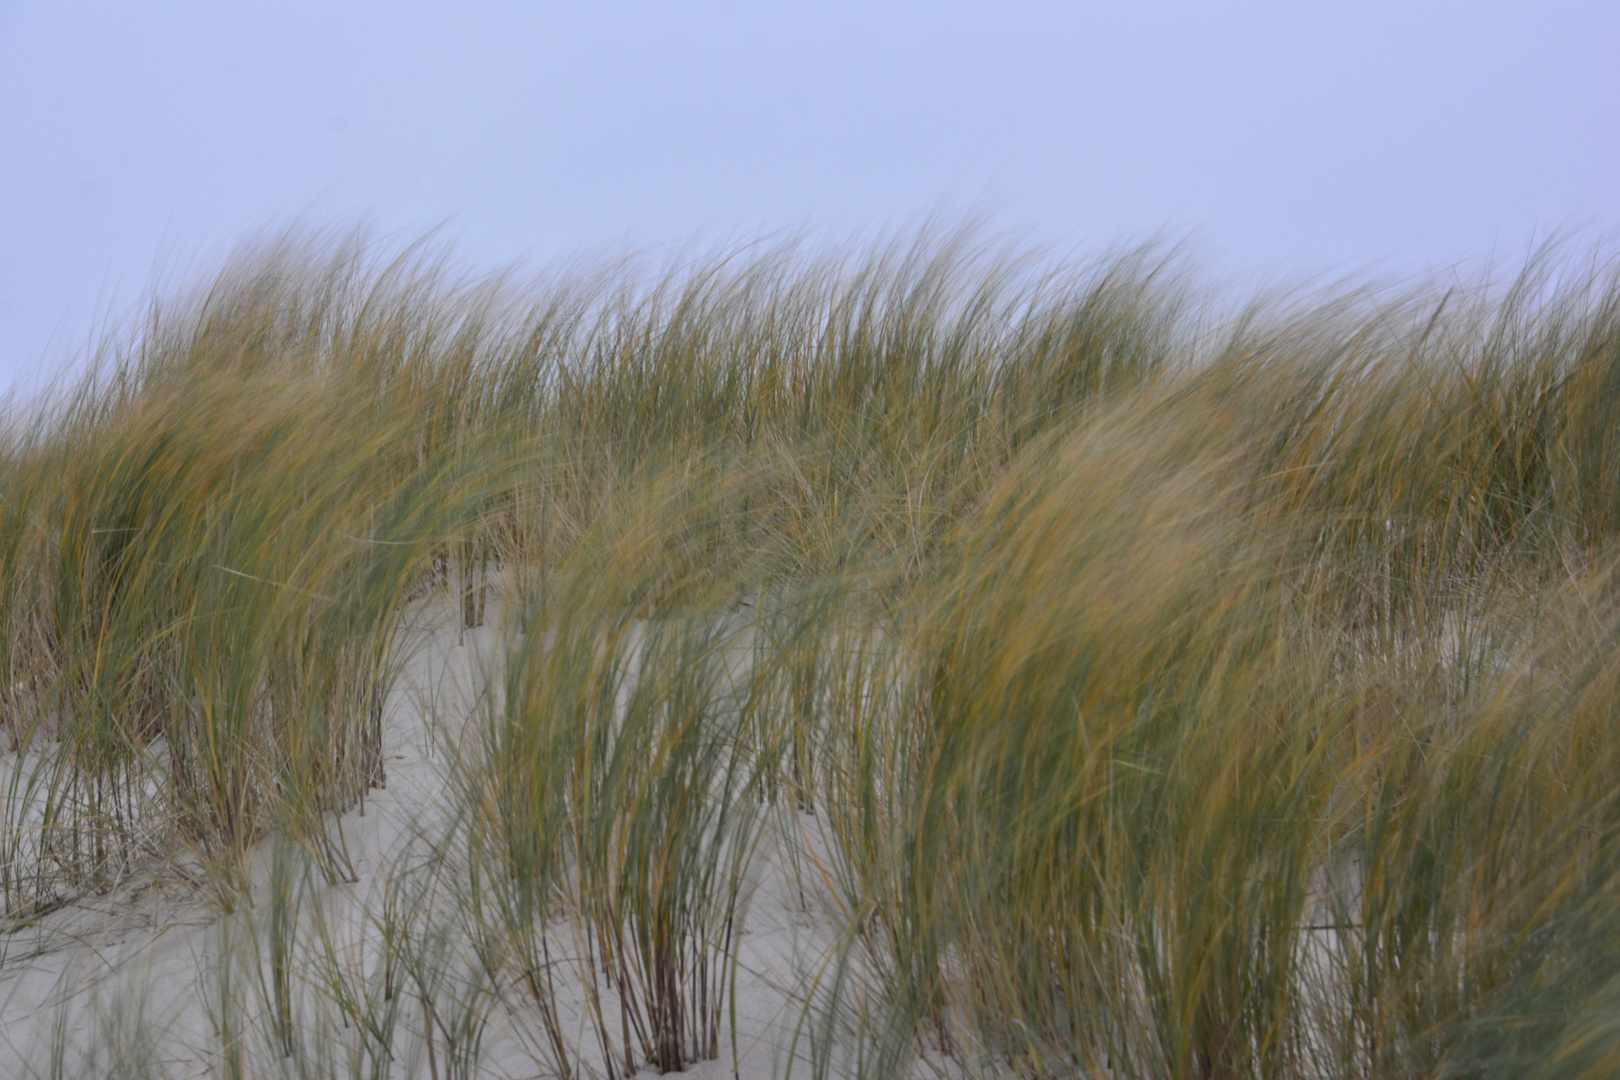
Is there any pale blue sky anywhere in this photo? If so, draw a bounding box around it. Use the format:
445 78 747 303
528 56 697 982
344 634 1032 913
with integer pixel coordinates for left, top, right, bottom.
2 2 1616 396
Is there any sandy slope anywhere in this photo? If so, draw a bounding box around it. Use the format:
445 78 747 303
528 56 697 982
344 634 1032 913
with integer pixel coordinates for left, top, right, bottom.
0 594 853 1080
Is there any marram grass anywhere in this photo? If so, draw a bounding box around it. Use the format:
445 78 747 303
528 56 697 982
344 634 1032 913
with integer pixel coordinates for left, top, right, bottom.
3 227 1620 1078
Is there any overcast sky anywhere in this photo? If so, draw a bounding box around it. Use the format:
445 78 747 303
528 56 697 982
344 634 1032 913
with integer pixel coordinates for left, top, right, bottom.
2 1 1617 397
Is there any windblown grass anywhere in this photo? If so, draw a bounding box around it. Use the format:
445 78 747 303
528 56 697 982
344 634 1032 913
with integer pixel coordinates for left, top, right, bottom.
5 225 1620 1077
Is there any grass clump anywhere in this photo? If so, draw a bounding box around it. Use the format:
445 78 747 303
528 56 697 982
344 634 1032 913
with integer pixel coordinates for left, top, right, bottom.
4 225 1620 1078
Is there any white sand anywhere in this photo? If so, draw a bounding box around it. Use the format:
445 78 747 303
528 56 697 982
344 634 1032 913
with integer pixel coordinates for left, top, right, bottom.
0 593 861 1079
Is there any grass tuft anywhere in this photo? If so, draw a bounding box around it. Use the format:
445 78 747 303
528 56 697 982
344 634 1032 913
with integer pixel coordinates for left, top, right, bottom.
5 225 1620 1076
